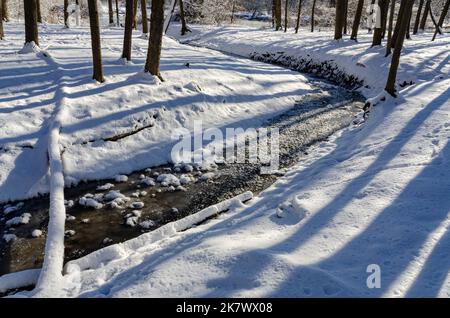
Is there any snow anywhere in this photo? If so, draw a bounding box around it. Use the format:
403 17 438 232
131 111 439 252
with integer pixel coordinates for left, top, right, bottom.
2 234 17 243
96 183 115 191
157 174 181 187
5 213 32 227
31 229 43 238
79 196 103 209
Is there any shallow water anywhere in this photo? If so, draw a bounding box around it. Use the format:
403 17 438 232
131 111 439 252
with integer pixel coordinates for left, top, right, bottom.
0 81 364 276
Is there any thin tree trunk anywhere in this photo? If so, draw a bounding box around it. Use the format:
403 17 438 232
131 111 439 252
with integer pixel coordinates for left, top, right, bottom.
141 0 148 34
133 0 138 29
108 0 114 24
419 0 429 30
2 0 8 22
311 0 316 32
36 0 42 23
385 0 414 96
413 0 424 34
343 0 348 34
145 0 165 80
372 0 388 46
0 0 3 40
432 0 450 40
24 0 39 45
116 0 120 26
284 0 288 32
429 2 441 33
405 7 412 39
392 0 406 47
122 0 134 60
87 0 104 82
350 0 364 40
382 0 390 38
334 0 345 39
231 0 236 23
164 0 177 33
275 0 282 30
385 0 396 55
179 0 190 35
64 0 69 28
272 0 275 27
295 0 302 33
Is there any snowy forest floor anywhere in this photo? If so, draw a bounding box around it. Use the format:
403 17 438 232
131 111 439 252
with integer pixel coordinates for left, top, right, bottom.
0 22 449 297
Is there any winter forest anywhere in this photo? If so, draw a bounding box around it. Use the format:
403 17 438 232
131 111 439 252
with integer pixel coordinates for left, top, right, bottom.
0 0 449 299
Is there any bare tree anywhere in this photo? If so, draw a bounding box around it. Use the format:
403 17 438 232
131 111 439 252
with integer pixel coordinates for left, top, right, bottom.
419 0 430 30
385 0 414 96
385 0 396 55
350 0 364 40
311 0 317 32
343 0 348 34
413 0 424 34
284 0 289 32
275 0 282 30
372 0 389 46
2 0 8 22
144 0 165 80
36 0 42 23
334 0 345 39
64 0 69 28
116 0 120 26
179 0 191 35
141 0 148 35
108 0 114 25
122 0 134 60
133 0 138 29
295 0 303 33
87 0 104 82
432 0 450 41
231 0 236 23
24 0 39 45
0 0 3 40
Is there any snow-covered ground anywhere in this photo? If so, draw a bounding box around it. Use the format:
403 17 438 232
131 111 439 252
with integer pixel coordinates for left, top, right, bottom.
1 23 449 297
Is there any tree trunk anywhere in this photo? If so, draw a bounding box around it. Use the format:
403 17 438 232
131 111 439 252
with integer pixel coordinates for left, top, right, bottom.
419 0 429 30
391 0 406 47
64 0 69 28
0 0 3 40
275 0 282 30
108 0 114 24
413 0 424 34
350 0 364 40
343 0 348 34
141 0 148 34
2 0 8 22
385 0 414 96
272 0 275 27
334 0 345 39
115 0 120 26
231 0 236 23
87 0 104 82
144 0 165 80
432 0 450 40
295 0 302 33
24 0 39 45
122 0 134 60
36 0 42 23
311 0 316 32
385 0 396 56
372 0 388 46
179 0 190 35
133 0 138 29
405 7 412 39
284 0 288 32
428 2 441 33
164 0 177 33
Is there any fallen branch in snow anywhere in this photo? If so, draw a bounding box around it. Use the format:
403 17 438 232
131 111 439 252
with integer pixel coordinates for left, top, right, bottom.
64 191 253 273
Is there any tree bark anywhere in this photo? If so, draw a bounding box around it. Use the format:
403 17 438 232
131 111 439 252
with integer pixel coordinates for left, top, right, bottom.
428 2 441 33
141 0 148 34
24 0 39 45
295 0 302 33
311 0 316 32
133 0 138 29
334 0 345 39
284 0 288 32
385 0 414 96
419 0 429 30
144 0 165 80
36 0 42 23
275 0 282 30
122 0 134 60
350 0 364 40
179 0 190 35
0 0 3 40
385 0 396 56
413 0 424 34
2 0 8 22
87 0 104 82
372 0 388 46
64 0 69 28
405 6 412 39
432 0 450 40
231 0 236 23
391 0 406 47
115 0 120 26
343 0 348 34
108 0 114 24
